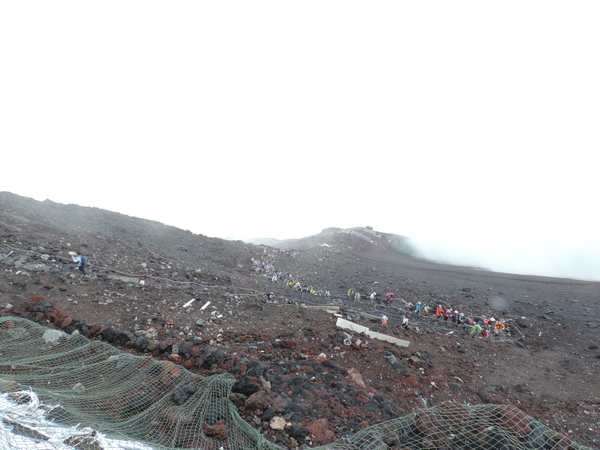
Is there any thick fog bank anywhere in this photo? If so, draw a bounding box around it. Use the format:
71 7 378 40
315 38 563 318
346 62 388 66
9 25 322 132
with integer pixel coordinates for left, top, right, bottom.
408 235 600 282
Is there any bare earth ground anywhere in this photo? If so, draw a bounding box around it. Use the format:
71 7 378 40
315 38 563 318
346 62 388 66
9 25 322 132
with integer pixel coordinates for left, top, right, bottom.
1 192 599 448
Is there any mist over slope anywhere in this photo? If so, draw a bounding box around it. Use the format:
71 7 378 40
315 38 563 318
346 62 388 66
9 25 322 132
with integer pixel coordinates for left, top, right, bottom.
244 226 600 281
407 234 600 282
247 226 600 282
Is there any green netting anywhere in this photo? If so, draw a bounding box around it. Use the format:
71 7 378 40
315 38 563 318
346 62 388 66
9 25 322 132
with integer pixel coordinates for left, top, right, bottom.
0 317 593 450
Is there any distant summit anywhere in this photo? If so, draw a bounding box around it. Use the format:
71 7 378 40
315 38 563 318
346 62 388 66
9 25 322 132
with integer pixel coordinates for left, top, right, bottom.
243 226 417 256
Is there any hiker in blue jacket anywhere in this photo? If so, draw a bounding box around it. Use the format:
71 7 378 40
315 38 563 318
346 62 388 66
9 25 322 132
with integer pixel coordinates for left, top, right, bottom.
70 252 88 275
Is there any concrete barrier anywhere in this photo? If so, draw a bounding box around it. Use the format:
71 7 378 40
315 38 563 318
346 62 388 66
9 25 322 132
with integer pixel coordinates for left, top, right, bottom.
336 317 410 347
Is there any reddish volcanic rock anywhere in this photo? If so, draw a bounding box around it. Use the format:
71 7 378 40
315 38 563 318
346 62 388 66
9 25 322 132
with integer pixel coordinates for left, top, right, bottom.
307 418 334 444
202 420 228 440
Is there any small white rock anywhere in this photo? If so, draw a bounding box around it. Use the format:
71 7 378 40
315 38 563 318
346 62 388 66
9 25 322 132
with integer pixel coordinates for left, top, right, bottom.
270 417 287 430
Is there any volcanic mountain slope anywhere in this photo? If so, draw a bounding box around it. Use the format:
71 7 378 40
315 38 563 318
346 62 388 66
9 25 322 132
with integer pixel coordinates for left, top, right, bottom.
1 191 599 448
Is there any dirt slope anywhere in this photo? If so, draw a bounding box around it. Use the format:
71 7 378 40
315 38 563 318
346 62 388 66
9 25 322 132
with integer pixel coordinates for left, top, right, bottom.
1 191 599 448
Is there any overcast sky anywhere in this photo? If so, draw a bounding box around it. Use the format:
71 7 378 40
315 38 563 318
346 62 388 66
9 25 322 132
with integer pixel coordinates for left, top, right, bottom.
2 2 599 281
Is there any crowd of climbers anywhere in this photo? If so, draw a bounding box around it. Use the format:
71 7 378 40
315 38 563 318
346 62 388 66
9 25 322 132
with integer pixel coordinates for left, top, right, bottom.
251 249 298 278
390 301 508 337
375 298 507 335
252 249 333 299
425 303 508 338
251 249 508 336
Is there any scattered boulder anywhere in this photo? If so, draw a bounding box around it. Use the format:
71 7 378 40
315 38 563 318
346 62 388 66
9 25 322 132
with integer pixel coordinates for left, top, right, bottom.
202 350 225 369
245 390 273 411
288 424 308 444
269 416 287 430
346 368 366 388
202 420 228 440
173 383 197 406
100 327 117 343
307 418 334 444
232 377 260 397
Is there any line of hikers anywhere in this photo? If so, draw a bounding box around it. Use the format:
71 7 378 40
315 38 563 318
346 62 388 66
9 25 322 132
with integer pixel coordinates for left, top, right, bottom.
251 254 507 337
253 261 332 300
285 279 331 297
379 313 410 329
351 293 508 337
347 290 395 305
428 305 507 338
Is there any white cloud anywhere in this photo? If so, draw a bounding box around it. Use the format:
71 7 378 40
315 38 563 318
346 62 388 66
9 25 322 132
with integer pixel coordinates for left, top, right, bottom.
1 1 599 280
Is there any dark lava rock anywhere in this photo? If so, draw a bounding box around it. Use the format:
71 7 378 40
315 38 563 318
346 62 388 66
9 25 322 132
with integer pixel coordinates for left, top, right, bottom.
100 327 117 343
32 301 54 312
232 377 260 397
289 424 308 444
134 336 149 351
203 350 225 369
283 402 305 421
115 331 136 346
246 362 268 378
173 383 197 406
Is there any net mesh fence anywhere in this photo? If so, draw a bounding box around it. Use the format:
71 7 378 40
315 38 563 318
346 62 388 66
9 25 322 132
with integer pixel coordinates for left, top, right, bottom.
0 317 593 450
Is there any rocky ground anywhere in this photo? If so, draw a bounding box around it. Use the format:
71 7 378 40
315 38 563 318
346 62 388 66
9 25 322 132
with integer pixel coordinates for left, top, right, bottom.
1 191 599 448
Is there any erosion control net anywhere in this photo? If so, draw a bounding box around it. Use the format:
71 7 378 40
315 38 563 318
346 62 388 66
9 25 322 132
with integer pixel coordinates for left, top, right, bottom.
0 317 593 450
